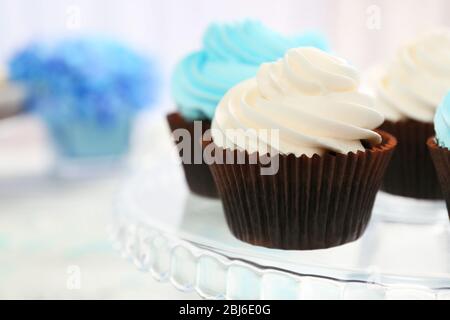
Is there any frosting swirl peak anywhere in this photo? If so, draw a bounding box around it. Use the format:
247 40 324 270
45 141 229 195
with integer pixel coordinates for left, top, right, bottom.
212 47 384 157
257 47 360 98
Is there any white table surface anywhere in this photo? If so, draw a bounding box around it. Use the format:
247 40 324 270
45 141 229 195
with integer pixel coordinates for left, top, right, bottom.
0 112 199 299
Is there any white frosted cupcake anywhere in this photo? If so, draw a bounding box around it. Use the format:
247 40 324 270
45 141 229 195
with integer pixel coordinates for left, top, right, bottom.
371 30 450 199
205 47 397 250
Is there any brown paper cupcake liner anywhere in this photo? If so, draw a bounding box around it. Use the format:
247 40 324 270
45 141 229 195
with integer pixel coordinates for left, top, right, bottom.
166 112 218 198
379 119 442 199
427 138 450 219
205 130 397 250
0 102 22 120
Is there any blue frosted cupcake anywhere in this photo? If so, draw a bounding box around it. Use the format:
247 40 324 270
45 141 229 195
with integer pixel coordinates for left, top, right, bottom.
428 93 450 218
168 20 328 197
10 37 157 165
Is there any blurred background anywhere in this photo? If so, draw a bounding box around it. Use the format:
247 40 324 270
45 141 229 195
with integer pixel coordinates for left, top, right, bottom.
0 0 449 299
2 0 450 108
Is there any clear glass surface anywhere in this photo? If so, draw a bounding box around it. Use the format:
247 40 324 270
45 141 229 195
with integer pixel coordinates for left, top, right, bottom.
112 151 450 300
373 191 448 224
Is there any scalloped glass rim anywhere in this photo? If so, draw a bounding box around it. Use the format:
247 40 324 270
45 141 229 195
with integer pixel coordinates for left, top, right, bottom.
111 220 450 300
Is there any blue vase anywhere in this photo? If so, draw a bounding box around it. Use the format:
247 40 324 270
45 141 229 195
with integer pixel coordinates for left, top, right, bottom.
45 114 133 159
39 105 135 177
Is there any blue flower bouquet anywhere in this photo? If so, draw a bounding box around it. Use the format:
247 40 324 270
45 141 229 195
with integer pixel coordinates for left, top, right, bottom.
9 37 158 164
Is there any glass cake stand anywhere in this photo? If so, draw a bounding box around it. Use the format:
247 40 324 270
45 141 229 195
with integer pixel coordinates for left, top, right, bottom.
112 153 450 300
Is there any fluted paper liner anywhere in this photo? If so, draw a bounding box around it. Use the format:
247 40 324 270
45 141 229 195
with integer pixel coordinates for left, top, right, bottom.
379 119 442 199
167 112 218 198
428 138 450 220
205 130 396 250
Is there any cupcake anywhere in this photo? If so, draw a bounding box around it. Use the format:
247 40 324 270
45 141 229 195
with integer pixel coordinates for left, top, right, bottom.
10 37 157 164
371 30 450 199
205 47 397 250
168 20 328 198
428 93 450 219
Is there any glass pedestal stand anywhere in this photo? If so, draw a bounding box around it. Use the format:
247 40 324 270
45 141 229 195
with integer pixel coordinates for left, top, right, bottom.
373 191 448 224
112 156 450 300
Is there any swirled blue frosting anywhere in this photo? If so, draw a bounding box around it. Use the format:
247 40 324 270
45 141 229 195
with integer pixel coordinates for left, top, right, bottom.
9 37 158 123
172 20 329 120
435 93 450 149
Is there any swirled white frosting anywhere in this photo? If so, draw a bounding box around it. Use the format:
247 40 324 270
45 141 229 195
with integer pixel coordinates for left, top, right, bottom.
211 47 384 157
372 29 450 122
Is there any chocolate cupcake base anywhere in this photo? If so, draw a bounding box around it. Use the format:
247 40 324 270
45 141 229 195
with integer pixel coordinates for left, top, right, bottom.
379 119 442 199
427 138 450 219
205 130 397 250
0 89 23 120
167 112 218 198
